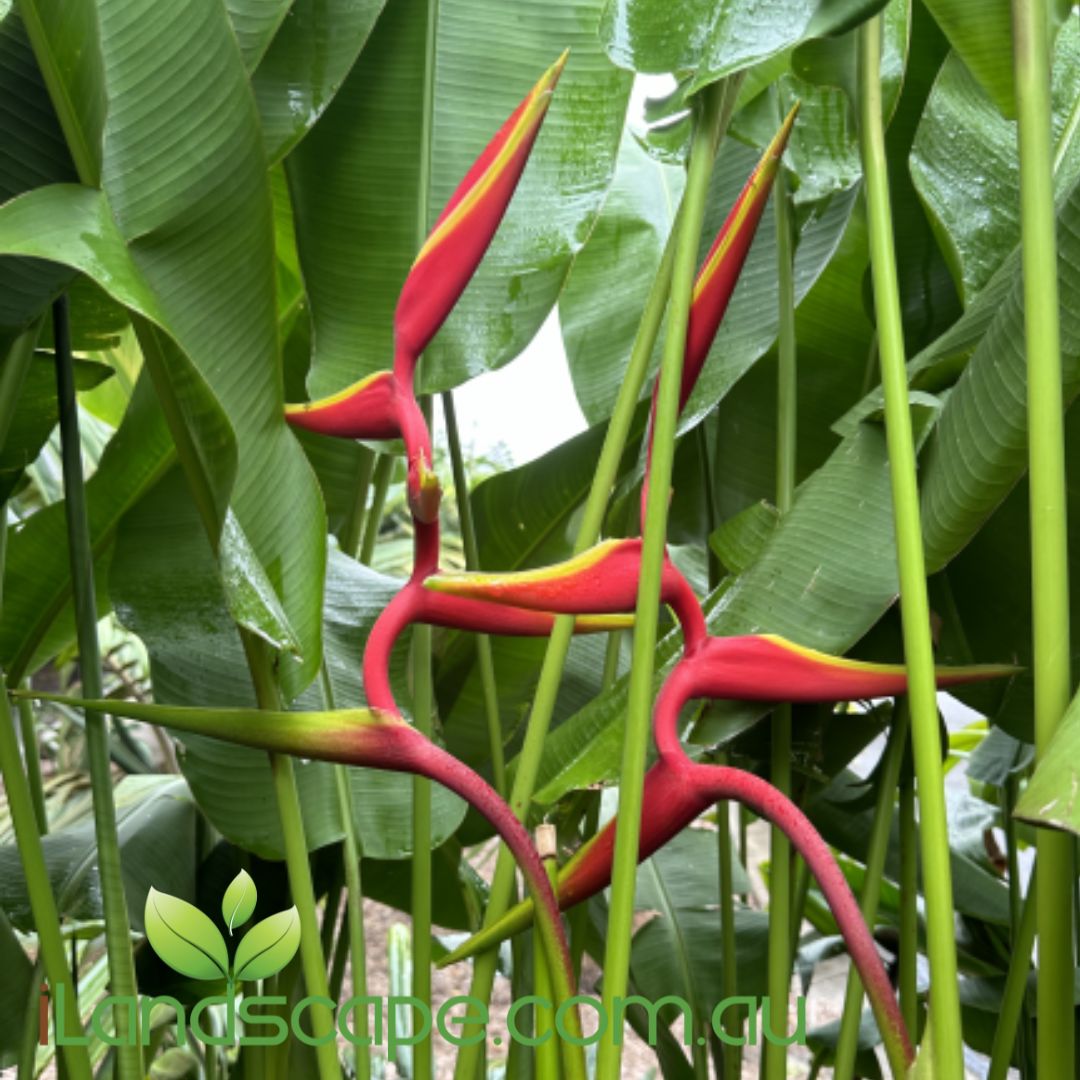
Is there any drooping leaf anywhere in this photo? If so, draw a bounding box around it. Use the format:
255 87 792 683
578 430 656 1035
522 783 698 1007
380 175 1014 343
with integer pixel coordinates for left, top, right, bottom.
0 907 33 1069
144 887 229 982
232 906 300 981
221 868 257 933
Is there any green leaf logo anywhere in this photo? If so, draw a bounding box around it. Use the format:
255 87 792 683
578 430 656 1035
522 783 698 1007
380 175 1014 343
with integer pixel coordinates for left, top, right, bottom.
221 869 257 934
232 907 301 982
144 887 229 982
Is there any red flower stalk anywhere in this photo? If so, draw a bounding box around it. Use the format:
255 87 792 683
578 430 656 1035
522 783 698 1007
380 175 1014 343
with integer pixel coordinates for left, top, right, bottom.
285 54 566 523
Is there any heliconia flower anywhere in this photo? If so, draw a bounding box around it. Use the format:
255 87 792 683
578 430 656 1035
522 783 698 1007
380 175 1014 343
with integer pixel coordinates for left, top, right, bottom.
14 689 588 1078
425 538 707 647
394 50 568 369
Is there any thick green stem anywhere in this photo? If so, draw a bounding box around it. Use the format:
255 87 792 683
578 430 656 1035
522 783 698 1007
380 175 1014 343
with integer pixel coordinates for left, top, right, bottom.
596 83 726 1080
987 880 1038 1080
833 702 910 1080
0 683 91 1080
53 296 142 1078
533 825 561 1080
897 772 918 1038
764 156 797 1080
451 115 683 1080
858 21 962 1076
244 636 342 1080
358 454 393 566
1012 2 1074 1075
442 390 506 796
339 447 375 558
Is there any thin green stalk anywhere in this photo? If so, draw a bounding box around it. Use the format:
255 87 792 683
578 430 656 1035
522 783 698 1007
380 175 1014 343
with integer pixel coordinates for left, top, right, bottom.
320 665 371 1080
987 881 1038 1080
858 21 961 1076
244 635 342 1080
17 691 48 834
569 793 601 986
600 627 622 688
442 390 506 796
739 806 750 902
53 296 142 1078
788 858 810 971
451 125 683 1080
0 684 91 1080
716 753 741 1080
339 447 375 558
533 825 561 1080
358 454 393 566
897 771 918 1038
833 702 911 1080
764 154 797 1080
1012 2 1074 1074
596 82 726 1080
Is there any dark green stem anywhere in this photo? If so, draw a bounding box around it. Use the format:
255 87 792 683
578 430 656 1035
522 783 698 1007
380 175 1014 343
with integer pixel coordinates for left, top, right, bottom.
1012 2 1074 1074
833 702 910 1079
859 20 961 1074
987 880 1038 1080
339 447 375 558
442 390 506 796
17 687 48 835
532 825 561 1080
897 770 918 1038
716 751 741 1079
359 454 393 566
596 82 726 1080
53 296 142 1077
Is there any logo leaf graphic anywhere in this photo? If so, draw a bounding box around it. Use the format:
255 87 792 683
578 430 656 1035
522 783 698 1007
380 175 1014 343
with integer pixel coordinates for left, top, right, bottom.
232 906 301 982
221 869 257 933
144 887 229 981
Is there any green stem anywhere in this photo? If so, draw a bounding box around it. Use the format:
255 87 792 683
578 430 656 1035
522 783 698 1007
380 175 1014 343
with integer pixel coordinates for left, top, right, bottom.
244 635 342 1080
319 665 370 1080
53 296 142 1078
569 794 601 987
0 683 91 1080
764 155 797 1080
858 20 961 1076
358 454 393 566
987 880 1038 1080
716 752 741 1080
532 825 561 1080
1012 2 1074 1075
339 447 376 558
17 687 48 835
596 82 725 1080
442 390 506 796
451 102 687 1080
897 770 918 1039
833 701 911 1080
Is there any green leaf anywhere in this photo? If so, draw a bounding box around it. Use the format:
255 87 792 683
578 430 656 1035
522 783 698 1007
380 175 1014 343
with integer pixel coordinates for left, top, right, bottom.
232 906 300 981
149 1047 201 1080
1014 687 1080 836
910 20 1080 303
144 886 229 982
288 0 631 400
225 0 292 71
221 868 257 933
250 0 389 163
0 907 33 1069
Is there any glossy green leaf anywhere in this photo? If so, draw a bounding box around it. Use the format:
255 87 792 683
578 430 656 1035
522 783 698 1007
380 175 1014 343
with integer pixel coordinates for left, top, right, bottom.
221 868 257 933
145 886 230 982
251 0 389 163
109 469 466 860
1015 686 1080 836
911 19 1080 303
0 907 33 1069
288 0 631 400
232 906 301 980
225 0 292 71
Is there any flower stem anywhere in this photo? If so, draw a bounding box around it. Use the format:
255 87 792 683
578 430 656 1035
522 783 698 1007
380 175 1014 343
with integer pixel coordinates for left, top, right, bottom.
596 81 726 1080
987 879 1037 1080
53 296 142 1079
16 691 48 834
243 635 342 1080
715 750 741 1079
764 147 797 1080
339 447 375 558
451 111 682 1080
359 454 393 565
833 700 910 1080
532 824 561 1080
1012 1 1074 1074
857 19 962 1076
898 764 918 1038
442 390 506 796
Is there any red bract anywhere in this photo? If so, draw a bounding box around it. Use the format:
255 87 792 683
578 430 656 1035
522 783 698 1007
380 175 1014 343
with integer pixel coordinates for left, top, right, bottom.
284 54 566 523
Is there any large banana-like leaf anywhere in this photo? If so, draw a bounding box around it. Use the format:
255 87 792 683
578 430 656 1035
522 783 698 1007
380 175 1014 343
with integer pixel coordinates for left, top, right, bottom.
911 19 1080 304
0 0 327 699
110 469 466 860
287 0 632 400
